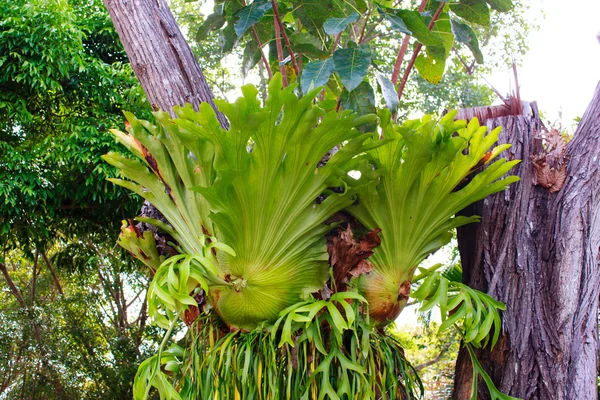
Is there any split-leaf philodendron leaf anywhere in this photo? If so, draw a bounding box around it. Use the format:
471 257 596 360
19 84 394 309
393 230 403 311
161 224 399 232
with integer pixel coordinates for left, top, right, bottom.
346 110 520 325
104 74 380 330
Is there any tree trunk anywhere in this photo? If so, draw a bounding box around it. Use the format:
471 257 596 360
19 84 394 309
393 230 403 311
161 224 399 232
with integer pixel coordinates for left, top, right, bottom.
103 0 229 245
453 85 600 399
102 0 228 128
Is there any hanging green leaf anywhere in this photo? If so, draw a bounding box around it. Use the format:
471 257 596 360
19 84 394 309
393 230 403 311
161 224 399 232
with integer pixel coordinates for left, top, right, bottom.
234 0 272 37
219 22 238 53
375 73 398 114
196 13 226 41
414 11 453 84
333 44 371 92
340 81 377 132
323 12 359 35
451 19 483 64
486 0 513 12
378 5 409 33
300 58 335 94
242 40 262 77
380 7 443 47
450 0 490 26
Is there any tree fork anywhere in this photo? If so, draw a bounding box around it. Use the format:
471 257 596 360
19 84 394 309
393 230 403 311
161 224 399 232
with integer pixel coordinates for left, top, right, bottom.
453 86 600 399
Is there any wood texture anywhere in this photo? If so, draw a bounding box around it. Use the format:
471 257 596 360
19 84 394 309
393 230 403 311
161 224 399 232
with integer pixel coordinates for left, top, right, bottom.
453 83 600 399
103 0 228 127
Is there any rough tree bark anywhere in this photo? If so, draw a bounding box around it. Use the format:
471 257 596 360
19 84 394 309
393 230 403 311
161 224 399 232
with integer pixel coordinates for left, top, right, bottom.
453 85 600 399
103 0 228 127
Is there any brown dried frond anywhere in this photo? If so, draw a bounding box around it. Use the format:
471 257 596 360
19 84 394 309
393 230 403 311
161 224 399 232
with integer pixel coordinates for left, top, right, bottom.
531 127 568 193
328 225 381 292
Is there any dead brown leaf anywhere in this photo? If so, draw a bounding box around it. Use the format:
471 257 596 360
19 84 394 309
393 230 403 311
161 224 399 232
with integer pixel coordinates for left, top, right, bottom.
328 225 381 292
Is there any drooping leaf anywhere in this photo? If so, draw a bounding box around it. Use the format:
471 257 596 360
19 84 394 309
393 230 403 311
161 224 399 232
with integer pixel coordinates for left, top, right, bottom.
196 13 226 41
379 5 410 34
380 7 443 47
414 11 453 84
323 12 359 35
486 0 513 12
219 22 238 53
451 19 483 64
242 40 262 77
376 73 399 114
234 0 272 36
333 44 371 92
450 0 490 26
415 45 447 84
339 81 376 132
300 58 335 94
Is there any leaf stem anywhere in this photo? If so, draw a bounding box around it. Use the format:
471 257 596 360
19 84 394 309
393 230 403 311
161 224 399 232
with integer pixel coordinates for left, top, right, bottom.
271 0 300 76
273 7 288 86
390 0 428 86
241 0 273 78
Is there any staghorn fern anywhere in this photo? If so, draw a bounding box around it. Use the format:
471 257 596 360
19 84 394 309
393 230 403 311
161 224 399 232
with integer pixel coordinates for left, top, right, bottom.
105 75 521 400
104 74 380 330
347 110 520 326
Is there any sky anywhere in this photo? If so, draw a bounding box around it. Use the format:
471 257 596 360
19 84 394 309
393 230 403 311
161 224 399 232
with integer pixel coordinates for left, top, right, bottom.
487 0 600 128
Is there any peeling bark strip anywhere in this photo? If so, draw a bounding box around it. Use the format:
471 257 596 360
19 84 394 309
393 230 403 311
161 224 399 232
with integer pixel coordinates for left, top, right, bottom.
453 83 600 400
103 0 228 128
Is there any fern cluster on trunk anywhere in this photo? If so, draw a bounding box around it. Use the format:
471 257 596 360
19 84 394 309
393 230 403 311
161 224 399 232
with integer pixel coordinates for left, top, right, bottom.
104 74 519 399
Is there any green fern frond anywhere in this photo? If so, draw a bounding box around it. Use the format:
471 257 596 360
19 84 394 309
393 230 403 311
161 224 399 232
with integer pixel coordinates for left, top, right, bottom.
105 74 380 330
347 110 520 325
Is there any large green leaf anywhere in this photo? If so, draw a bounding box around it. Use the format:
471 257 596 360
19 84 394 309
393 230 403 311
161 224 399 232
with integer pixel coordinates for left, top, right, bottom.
170 75 378 330
219 22 238 53
450 0 490 26
347 111 520 326
234 0 272 36
242 39 262 77
414 11 453 84
340 81 376 132
300 58 335 94
291 0 339 34
333 44 371 92
323 12 359 35
380 7 443 47
196 13 226 41
451 19 483 64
